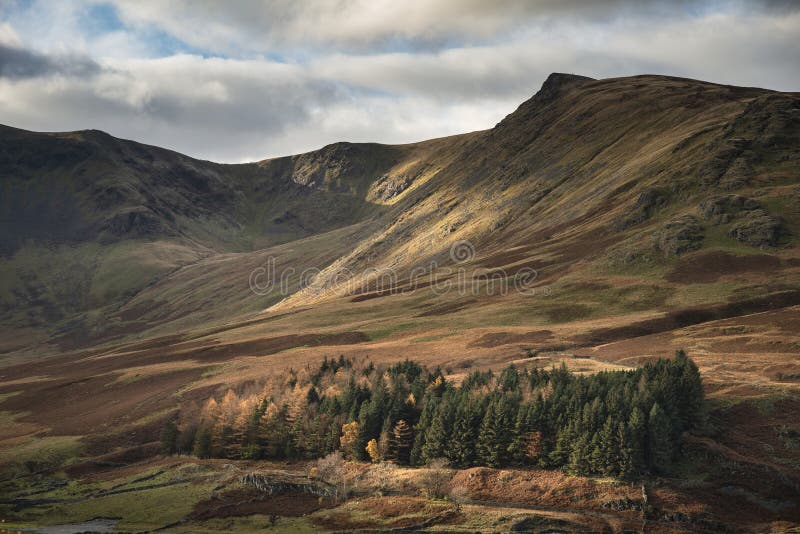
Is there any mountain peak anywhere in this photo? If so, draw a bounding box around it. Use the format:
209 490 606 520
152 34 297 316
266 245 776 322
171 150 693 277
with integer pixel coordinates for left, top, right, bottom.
491 73 595 133
535 72 595 103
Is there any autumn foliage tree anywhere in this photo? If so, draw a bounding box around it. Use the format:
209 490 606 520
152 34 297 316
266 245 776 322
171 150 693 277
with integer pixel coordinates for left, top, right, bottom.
340 421 360 460
365 438 381 462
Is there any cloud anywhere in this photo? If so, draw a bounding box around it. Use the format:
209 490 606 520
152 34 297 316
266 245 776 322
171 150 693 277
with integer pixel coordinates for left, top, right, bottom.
0 53 349 161
105 0 800 55
0 1 797 162
0 43 101 80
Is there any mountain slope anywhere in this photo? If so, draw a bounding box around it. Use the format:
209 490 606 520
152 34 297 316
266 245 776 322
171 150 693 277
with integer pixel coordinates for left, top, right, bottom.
0 124 477 343
273 73 799 308
1 74 798 352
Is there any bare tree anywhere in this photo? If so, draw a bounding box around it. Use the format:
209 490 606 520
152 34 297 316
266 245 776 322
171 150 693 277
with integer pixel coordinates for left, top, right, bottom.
418 458 453 499
315 451 347 501
368 461 397 495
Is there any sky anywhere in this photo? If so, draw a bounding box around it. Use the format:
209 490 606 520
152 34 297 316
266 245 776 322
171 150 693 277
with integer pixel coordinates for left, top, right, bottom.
0 1 798 163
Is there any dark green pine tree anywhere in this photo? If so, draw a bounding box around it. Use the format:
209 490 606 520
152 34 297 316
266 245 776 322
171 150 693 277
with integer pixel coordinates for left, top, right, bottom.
615 421 635 479
568 433 591 475
627 407 646 475
476 399 497 465
448 402 478 467
477 397 514 468
421 399 452 463
596 416 616 475
192 427 212 458
508 404 532 465
588 433 604 475
549 419 576 467
356 380 388 461
411 397 438 465
596 415 620 475
675 349 704 430
647 402 674 473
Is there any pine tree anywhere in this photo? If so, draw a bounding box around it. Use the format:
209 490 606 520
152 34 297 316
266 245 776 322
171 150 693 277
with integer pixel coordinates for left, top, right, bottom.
192 427 212 458
675 349 704 430
476 400 497 465
568 434 591 475
615 421 634 479
411 397 438 465
627 407 646 475
448 402 477 467
647 402 674 473
421 398 452 463
596 416 616 475
477 398 513 467
550 421 575 466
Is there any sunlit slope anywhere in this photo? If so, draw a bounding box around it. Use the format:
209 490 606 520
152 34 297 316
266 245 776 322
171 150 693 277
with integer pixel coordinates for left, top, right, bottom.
274 73 799 309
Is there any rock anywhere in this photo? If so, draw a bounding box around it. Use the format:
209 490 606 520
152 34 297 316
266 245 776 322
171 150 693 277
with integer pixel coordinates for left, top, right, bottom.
653 215 704 257
241 473 334 497
103 206 168 238
533 72 595 105
372 174 411 201
615 187 669 230
698 194 760 221
728 212 787 247
699 136 754 186
602 497 644 511
720 157 754 190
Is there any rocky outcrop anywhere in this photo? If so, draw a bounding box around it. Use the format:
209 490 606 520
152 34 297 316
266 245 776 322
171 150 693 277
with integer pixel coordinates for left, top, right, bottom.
728 211 787 247
532 72 596 105
602 497 644 511
698 194 789 247
698 194 760 223
371 174 411 201
653 215 704 257
699 137 753 187
102 206 172 238
615 187 669 230
240 473 334 497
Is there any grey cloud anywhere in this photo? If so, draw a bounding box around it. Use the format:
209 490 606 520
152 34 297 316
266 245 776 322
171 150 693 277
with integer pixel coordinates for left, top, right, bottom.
0 54 355 161
0 43 101 79
754 0 800 13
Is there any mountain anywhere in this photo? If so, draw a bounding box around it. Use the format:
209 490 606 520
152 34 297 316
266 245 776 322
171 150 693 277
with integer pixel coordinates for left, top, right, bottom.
1 74 799 528
1 73 797 350
0 120 474 346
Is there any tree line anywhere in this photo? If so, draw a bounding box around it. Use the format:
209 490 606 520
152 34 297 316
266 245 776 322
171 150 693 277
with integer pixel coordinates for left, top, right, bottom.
162 350 703 478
